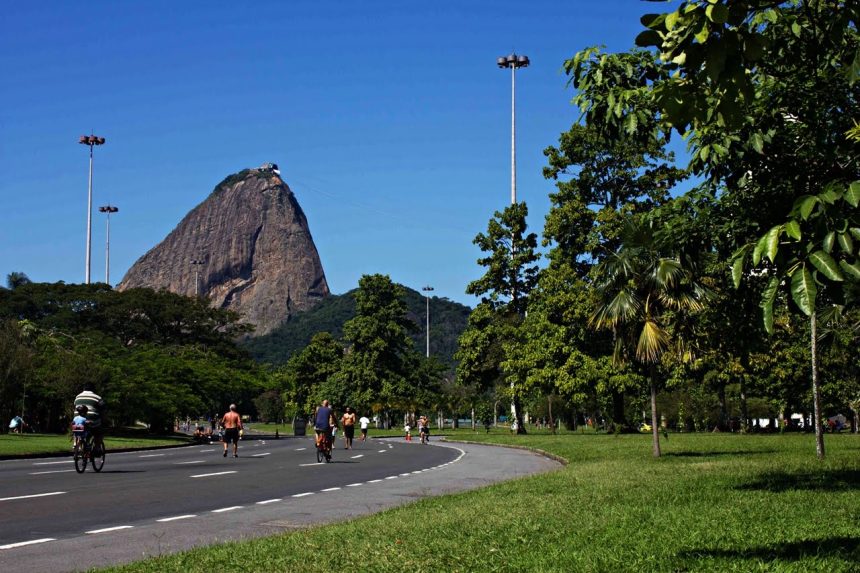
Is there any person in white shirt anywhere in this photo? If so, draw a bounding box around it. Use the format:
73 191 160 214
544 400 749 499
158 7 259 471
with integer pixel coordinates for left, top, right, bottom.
359 415 370 442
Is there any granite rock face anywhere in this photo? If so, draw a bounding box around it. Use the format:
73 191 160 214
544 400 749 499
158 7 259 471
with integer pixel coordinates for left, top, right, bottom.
118 168 330 336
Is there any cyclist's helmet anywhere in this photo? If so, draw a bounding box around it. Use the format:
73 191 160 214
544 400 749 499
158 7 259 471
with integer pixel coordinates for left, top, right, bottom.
75 404 89 415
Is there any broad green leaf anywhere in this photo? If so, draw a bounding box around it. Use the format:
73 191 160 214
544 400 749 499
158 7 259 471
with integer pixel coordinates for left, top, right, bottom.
823 231 836 253
839 259 860 281
635 30 662 48
798 195 818 219
791 266 816 316
851 227 860 241
764 225 781 263
791 22 802 37
731 255 744 289
820 185 841 204
848 47 860 83
846 181 860 207
705 3 728 24
665 10 679 31
753 232 768 266
760 275 779 334
695 23 710 44
809 250 844 281
640 13 665 29
837 232 854 254
749 132 764 154
784 219 801 240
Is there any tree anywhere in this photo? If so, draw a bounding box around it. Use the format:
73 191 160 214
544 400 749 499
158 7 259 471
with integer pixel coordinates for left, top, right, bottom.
590 217 711 456
460 203 540 433
284 331 344 415
5 272 31 290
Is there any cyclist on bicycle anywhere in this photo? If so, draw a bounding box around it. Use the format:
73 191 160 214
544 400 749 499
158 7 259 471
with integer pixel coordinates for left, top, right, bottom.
74 384 106 453
313 399 335 453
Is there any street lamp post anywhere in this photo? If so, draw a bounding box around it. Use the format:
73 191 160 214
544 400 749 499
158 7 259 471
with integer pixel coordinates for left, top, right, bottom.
497 53 529 205
190 259 205 297
498 53 529 431
422 286 434 358
98 205 118 285
79 134 106 284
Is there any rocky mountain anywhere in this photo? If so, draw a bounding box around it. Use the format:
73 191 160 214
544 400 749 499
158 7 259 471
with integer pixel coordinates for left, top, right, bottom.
117 166 329 336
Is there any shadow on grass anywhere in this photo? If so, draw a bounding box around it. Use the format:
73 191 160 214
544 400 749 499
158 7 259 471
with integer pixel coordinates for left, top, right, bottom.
736 469 860 492
679 536 860 562
663 450 778 458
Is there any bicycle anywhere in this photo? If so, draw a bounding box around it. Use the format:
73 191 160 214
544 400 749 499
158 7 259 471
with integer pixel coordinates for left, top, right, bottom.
73 430 105 473
315 430 332 463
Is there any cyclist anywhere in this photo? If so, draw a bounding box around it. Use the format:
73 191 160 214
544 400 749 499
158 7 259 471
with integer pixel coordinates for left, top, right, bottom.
74 384 106 453
313 399 335 455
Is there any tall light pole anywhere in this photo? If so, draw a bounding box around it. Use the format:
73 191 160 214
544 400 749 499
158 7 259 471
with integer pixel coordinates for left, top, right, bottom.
98 205 118 285
190 259 205 297
79 134 106 284
498 53 529 431
422 286 434 358
497 53 529 205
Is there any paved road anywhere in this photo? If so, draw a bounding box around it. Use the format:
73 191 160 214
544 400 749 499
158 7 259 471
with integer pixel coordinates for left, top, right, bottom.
0 435 559 572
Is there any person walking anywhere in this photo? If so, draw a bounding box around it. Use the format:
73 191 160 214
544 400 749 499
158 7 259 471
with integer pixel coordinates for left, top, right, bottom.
359 414 370 442
341 407 356 449
221 404 243 458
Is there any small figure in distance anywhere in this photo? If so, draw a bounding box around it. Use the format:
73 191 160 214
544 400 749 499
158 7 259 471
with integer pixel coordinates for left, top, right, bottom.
314 399 334 455
359 414 370 443
404 422 412 442
418 414 430 444
221 404 243 458
74 384 106 454
341 407 356 449
8 415 24 435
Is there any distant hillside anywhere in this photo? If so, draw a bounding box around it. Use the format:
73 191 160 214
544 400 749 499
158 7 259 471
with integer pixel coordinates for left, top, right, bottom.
242 286 471 367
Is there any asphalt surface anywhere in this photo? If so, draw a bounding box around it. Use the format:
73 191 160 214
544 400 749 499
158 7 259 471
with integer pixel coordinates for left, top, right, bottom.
0 435 559 572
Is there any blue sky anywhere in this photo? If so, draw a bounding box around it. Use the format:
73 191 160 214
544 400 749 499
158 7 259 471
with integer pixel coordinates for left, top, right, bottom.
0 1 665 307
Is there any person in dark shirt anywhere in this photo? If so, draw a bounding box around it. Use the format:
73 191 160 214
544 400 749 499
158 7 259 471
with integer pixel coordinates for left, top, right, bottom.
313 399 334 451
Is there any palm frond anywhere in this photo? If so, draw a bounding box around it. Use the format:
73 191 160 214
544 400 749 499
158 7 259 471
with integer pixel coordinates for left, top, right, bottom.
637 320 669 363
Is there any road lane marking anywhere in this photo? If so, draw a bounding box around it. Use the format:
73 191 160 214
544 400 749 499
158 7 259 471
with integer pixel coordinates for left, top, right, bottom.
29 469 76 475
0 538 56 550
32 461 71 466
212 506 242 513
0 491 65 502
251 453 270 457
295 447 307 451
367 479 382 483
190 471 237 478
157 515 196 522
139 453 165 458
385 476 398 480
350 454 364 459
299 462 325 467
256 499 281 505
378 449 387 453
292 492 314 498
399 473 411 476
86 526 134 534
198 449 215 453
321 487 341 492
346 483 362 487
175 460 205 465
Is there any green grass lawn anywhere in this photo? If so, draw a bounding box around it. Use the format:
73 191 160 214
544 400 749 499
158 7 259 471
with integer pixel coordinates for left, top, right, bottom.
99 431 860 573
0 432 190 456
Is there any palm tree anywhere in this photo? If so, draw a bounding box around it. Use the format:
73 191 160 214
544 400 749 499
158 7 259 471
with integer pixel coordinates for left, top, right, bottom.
590 219 710 457
5 272 31 290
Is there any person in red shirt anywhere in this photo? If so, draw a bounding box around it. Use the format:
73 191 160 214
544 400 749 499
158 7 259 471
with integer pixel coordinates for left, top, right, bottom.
221 404 243 458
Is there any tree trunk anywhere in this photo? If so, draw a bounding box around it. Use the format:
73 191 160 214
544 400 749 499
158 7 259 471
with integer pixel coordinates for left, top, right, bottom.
739 357 750 434
547 395 555 435
471 407 476 431
611 389 625 430
650 366 661 457
514 396 527 434
810 311 825 459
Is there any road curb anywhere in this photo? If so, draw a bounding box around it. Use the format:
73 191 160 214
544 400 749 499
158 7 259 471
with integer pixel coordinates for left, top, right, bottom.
440 437 570 466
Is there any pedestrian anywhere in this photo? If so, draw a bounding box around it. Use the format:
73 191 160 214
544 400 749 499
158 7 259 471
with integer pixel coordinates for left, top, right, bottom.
221 404 243 458
341 407 356 449
359 414 370 442
404 422 412 442
8 415 24 434
418 414 430 444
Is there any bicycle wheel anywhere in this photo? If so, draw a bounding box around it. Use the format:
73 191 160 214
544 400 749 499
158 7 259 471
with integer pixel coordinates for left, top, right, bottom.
91 442 105 472
325 442 332 462
316 444 324 463
73 441 87 473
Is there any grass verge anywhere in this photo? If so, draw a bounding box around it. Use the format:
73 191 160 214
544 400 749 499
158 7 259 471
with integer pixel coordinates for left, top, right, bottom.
0 432 190 457
100 431 860 572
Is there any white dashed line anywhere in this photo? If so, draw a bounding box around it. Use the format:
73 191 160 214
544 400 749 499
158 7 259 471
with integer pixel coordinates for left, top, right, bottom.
175 460 205 465
367 479 382 483
198 449 216 453
346 483 362 487
295 447 307 451
256 499 281 505
0 491 65 502
411 471 422 474
32 461 71 466
157 515 196 522
29 469 75 475
292 492 314 498
212 506 242 513
138 453 165 458
350 454 364 459
385 476 398 480
190 471 237 478
299 462 325 467
321 487 341 492
86 525 134 534
378 449 387 453
399 473 411 477
251 453 270 457
0 538 56 550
